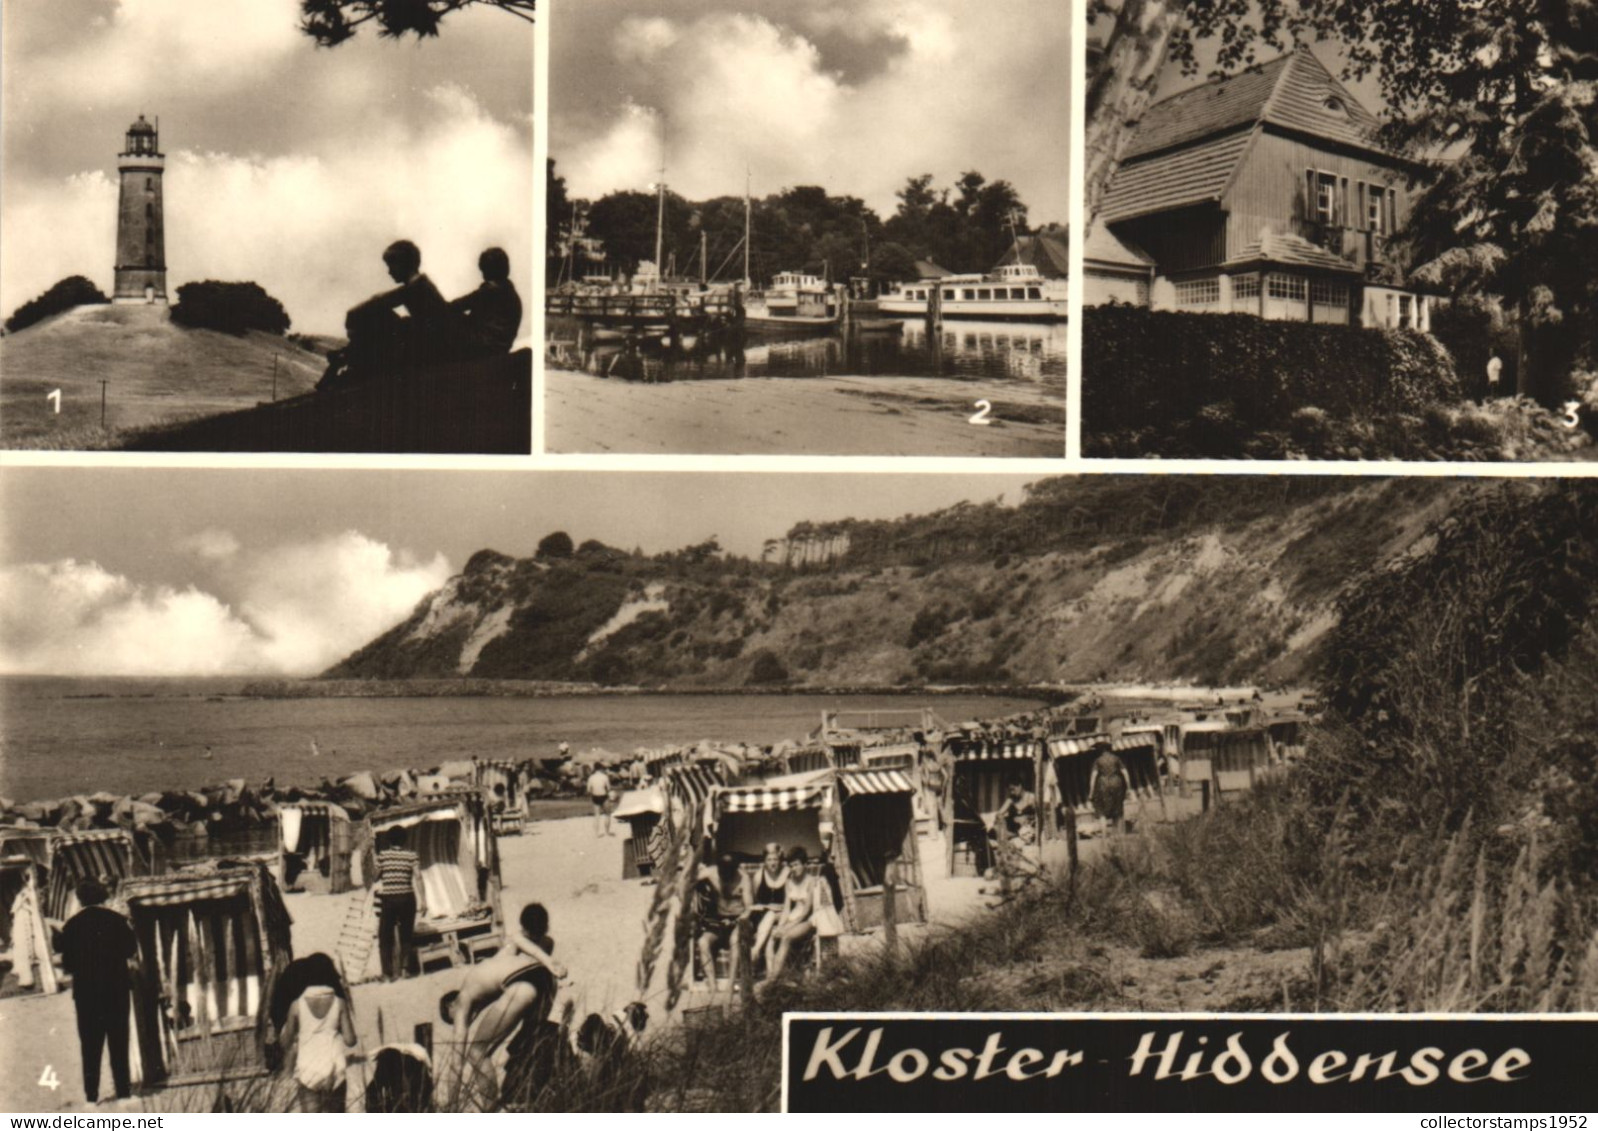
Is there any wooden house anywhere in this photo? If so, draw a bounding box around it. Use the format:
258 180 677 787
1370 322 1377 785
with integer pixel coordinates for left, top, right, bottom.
1097 46 1434 330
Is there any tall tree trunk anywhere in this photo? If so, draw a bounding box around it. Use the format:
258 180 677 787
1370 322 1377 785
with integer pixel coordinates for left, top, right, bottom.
1084 0 1183 229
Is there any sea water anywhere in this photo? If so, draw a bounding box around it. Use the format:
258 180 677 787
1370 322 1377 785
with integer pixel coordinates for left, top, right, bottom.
0 676 1044 802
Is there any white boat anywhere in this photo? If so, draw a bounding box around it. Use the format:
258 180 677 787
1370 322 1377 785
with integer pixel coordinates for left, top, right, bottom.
879 262 1068 322
745 271 840 334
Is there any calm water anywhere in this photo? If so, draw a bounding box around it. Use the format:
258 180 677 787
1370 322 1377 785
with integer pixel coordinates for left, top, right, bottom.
549 316 1067 392
0 677 1044 802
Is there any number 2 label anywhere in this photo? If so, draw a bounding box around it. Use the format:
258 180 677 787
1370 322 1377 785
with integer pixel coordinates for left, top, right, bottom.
47 389 61 414
969 399 992 426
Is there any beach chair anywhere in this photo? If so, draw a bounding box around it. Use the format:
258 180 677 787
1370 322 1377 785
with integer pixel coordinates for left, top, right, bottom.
490 806 526 837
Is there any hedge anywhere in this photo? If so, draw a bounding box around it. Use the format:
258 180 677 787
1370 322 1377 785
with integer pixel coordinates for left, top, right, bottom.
1083 306 1461 457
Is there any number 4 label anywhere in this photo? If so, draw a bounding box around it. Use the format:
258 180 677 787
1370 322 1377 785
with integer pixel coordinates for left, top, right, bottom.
47 390 61 414
38 1064 61 1090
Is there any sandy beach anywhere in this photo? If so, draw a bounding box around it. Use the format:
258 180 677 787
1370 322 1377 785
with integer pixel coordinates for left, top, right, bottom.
543 367 1065 457
0 794 1191 1113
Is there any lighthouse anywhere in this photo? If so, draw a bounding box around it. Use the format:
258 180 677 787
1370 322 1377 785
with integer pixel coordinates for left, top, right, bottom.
113 114 167 304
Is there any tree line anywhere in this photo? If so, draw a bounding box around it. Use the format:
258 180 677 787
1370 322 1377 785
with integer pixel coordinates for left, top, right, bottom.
547 159 1050 287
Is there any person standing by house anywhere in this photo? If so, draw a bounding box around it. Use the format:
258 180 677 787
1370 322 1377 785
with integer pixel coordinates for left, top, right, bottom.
587 765 614 838
54 879 137 1105
375 827 425 981
1486 355 1504 401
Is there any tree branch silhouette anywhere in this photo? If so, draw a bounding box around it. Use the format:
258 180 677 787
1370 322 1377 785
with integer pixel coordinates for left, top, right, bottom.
300 0 535 47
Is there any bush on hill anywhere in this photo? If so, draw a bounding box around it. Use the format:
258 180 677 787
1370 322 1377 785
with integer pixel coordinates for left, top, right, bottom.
5 276 109 333
170 280 291 336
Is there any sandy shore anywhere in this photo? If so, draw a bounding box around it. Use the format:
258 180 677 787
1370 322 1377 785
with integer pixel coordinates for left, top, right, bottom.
544 367 1065 457
0 794 1192 1112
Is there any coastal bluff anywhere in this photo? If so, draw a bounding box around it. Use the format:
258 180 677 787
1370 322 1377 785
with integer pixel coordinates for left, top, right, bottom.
321 477 1468 690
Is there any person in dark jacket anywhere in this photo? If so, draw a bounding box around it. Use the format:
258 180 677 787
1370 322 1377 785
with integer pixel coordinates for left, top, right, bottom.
55 879 138 1104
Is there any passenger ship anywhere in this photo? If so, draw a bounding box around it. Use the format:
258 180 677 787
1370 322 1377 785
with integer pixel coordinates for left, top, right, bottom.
879 263 1068 322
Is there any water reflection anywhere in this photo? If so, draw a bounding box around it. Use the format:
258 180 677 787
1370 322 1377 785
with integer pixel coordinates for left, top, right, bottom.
546 315 1067 390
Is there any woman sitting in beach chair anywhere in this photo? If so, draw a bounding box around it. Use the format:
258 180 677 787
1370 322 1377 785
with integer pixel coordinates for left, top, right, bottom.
748 843 789 972
765 847 820 981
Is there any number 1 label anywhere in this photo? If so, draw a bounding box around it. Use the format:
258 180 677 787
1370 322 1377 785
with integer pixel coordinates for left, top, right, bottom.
47 389 61 414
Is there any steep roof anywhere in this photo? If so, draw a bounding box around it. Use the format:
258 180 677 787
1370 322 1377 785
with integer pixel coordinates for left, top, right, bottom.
996 233 1071 279
1084 223 1154 270
1101 131 1253 223
1103 46 1388 224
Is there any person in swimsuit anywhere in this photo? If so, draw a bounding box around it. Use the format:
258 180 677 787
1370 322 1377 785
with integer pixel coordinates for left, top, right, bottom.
695 854 753 986
748 843 788 970
766 847 818 981
1088 742 1131 836
441 903 567 1109
278 952 359 1112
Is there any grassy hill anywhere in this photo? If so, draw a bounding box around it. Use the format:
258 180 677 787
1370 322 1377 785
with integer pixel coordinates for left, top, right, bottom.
0 304 323 449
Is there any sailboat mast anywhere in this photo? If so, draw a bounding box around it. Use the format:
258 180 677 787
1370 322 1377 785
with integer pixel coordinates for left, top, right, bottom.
654 116 666 287
744 167 752 286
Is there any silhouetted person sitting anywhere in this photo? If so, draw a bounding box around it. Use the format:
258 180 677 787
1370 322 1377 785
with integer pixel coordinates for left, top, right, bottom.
449 247 522 360
320 239 449 389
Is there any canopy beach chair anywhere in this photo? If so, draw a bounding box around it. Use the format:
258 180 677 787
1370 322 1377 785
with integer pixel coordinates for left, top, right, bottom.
121 862 293 1088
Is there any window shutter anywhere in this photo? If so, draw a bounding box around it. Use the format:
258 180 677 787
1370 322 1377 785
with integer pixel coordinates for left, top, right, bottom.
1357 182 1367 231
1306 170 1316 220
1339 177 1349 227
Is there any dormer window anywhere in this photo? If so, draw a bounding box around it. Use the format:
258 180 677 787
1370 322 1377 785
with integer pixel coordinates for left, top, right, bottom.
1323 95 1346 114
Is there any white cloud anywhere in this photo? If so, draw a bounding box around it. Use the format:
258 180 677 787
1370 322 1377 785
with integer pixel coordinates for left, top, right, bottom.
1 85 533 334
0 533 451 677
557 0 1068 222
177 528 241 562
615 16 680 63
28 0 304 104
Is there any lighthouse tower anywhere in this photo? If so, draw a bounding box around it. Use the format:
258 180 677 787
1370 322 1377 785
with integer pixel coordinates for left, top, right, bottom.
113 115 167 304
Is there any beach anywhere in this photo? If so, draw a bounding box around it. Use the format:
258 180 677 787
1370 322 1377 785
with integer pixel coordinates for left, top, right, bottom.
543 367 1065 457
2 800 1148 1112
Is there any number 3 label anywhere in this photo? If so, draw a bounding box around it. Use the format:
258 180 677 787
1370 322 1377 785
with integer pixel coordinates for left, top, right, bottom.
969 399 992 426
1562 401 1582 430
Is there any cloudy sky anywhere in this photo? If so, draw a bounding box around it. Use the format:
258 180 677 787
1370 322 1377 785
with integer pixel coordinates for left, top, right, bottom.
0 468 1045 678
1 0 534 336
551 0 1071 225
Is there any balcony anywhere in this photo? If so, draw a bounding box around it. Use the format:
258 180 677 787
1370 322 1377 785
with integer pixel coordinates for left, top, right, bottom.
1295 220 1393 272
